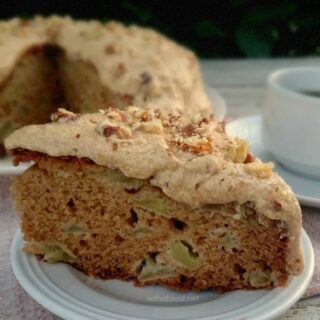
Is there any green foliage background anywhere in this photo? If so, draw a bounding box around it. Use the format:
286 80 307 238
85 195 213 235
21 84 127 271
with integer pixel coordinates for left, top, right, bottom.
1 0 320 58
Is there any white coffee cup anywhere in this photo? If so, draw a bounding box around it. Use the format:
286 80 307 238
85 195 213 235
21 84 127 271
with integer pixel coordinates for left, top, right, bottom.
262 67 320 179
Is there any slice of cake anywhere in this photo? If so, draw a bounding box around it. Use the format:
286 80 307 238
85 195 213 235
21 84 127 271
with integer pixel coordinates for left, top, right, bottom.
0 16 211 152
5 107 303 292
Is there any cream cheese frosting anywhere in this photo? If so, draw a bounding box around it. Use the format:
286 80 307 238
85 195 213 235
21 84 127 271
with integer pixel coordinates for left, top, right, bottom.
5 107 303 275
0 16 211 116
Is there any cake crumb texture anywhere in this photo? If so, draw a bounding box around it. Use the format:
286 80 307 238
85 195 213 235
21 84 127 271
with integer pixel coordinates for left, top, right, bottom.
13 157 291 292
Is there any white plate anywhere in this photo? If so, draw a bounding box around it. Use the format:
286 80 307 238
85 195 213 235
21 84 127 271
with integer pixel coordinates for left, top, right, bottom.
206 86 226 121
0 87 226 176
226 116 320 208
0 157 31 175
11 229 314 320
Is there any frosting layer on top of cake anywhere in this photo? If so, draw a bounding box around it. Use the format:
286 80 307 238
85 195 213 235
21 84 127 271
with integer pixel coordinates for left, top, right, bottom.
0 16 211 115
5 107 302 275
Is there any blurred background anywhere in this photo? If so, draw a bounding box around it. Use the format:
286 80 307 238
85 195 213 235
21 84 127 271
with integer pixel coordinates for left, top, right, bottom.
0 0 319 58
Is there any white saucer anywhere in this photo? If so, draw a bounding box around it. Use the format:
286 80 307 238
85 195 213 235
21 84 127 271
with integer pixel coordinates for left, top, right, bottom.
206 86 226 121
226 115 320 208
11 229 314 320
0 87 226 176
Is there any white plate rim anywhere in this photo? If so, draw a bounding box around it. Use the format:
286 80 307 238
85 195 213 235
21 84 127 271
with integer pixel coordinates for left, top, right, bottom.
11 228 314 320
0 157 31 175
226 115 320 208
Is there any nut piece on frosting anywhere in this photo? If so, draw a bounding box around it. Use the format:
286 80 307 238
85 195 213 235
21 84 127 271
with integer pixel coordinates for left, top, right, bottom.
95 118 119 137
6 105 275 174
138 120 163 134
96 107 164 139
95 115 132 139
51 108 79 123
118 126 133 139
228 139 248 163
245 162 274 178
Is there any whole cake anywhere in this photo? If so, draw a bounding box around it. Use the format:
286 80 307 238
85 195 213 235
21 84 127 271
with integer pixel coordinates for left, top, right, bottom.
0 16 211 154
5 107 303 292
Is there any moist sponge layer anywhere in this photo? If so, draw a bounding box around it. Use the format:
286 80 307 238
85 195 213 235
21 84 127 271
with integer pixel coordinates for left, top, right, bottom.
13 155 290 292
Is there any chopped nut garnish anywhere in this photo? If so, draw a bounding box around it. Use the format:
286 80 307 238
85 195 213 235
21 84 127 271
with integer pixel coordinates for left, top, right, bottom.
117 63 126 73
169 137 213 154
51 108 79 123
228 139 248 163
96 117 133 139
191 141 213 153
184 136 208 147
244 153 255 164
107 110 124 121
103 126 119 137
181 124 196 137
127 106 140 116
105 43 116 54
140 72 152 85
113 63 127 78
141 111 149 122
118 126 132 139
153 109 161 119
96 119 119 137
165 113 215 154
138 120 163 134
245 162 274 178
